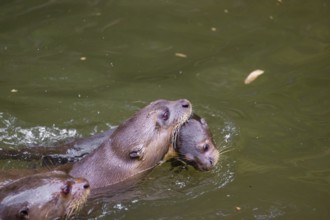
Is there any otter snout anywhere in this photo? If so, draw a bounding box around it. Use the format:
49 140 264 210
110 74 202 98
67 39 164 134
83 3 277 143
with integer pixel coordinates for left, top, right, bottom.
196 156 217 171
72 178 91 196
205 156 217 171
203 149 220 171
167 99 192 130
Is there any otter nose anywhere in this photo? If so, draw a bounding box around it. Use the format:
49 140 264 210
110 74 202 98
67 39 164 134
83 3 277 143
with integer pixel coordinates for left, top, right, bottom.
180 99 191 108
202 157 214 171
75 178 90 190
209 158 214 167
83 183 90 189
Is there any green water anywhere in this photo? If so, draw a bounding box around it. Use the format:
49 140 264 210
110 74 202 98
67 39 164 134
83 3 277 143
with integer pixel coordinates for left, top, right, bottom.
1 0 329 219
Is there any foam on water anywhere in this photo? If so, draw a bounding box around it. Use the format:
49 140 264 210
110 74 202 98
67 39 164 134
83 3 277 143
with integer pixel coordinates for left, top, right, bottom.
0 112 78 148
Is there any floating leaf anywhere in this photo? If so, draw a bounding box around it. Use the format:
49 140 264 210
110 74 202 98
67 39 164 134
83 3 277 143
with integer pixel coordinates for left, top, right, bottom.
244 69 265 84
175 53 187 58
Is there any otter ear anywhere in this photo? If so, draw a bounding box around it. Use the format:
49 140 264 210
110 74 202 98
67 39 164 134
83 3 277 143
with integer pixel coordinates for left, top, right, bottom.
155 107 170 128
129 144 145 160
18 206 29 219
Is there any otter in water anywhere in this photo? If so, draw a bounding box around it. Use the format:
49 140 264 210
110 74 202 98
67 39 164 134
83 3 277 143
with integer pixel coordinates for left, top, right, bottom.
0 171 90 220
0 114 220 173
173 114 219 171
69 99 192 189
44 114 220 172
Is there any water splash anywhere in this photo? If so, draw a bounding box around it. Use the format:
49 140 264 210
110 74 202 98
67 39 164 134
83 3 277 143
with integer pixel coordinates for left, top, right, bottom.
253 205 286 220
0 112 78 148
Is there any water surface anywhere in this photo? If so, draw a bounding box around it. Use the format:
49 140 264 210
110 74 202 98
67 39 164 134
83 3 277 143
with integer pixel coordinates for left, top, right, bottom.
0 0 329 219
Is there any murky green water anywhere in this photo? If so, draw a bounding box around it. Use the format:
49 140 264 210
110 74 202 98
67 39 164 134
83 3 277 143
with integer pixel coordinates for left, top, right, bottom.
1 0 329 219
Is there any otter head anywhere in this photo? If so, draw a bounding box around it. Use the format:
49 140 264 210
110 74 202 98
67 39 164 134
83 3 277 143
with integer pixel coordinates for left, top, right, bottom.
0 171 90 220
25 173 90 219
175 114 219 171
111 99 192 165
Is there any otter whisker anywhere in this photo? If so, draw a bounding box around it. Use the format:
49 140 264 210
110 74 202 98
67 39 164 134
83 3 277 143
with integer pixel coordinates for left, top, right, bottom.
219 148 235 155
171 111 190 150
171 126 181 150
65 184 90 220
175 155 188 165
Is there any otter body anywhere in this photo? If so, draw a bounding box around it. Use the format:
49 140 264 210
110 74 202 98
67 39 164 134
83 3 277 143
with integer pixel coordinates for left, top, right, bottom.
0 171 90 220
69 99 192 189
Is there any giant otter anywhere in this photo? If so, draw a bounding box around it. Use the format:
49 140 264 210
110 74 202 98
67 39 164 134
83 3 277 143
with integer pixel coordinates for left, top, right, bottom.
46 114 220 172
69 99 192 189
173 114 219 171
0 114 220 172
0 171 90 220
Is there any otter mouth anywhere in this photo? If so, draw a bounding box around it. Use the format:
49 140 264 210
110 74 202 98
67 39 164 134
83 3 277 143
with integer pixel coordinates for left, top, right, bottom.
174 157 211 172
187 159 212 172
177 153 216 172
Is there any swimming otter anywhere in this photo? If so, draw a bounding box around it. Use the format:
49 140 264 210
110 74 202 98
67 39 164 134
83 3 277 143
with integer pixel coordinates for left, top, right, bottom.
44 114 220 172
69 99 192 189
0 171 90 220
0 114 219 172
173 114 219 171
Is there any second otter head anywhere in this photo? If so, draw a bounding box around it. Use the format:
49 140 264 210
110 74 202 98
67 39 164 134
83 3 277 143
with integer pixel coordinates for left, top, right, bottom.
175 114 220 171
0 171 90 220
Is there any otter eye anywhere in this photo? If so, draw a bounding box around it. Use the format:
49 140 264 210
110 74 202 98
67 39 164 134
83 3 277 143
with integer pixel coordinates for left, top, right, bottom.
202 144 209 152
61 182 72 195
161 109 170 121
